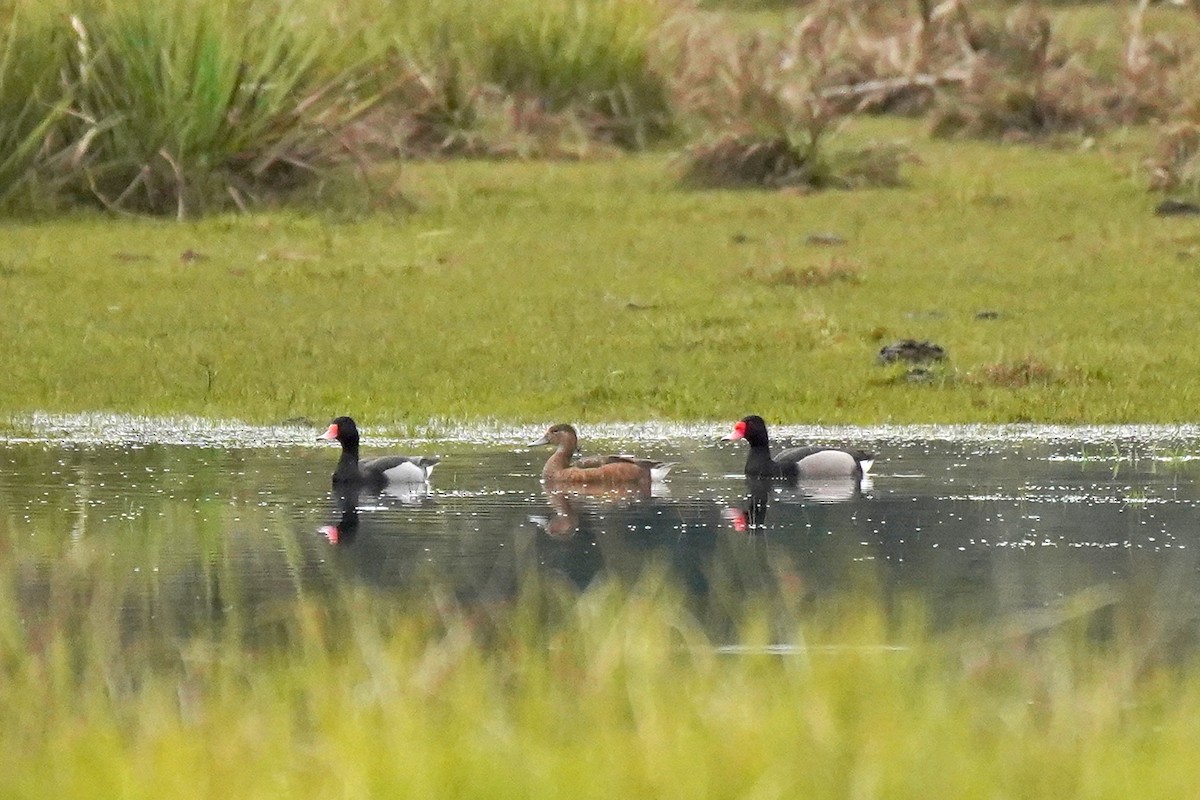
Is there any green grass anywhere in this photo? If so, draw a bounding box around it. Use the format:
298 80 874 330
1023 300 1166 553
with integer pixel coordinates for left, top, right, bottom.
2 573 1199 799
0 118 1196 426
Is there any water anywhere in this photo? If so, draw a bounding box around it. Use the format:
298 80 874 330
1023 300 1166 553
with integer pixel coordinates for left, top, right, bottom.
4 415 1200 645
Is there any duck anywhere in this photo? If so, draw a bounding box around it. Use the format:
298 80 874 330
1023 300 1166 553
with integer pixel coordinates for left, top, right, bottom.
319 416 440 486
529 423 674 486
722 415 874 479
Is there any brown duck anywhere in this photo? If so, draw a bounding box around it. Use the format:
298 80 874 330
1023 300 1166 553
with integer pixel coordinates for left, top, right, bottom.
529 423 675 487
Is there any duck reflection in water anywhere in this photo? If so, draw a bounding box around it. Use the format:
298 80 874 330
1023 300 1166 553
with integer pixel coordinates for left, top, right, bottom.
527 484 710 597
377 480 434 506
320 487 361 545
529 485 651 540
318 481 437 545
723 474 872 532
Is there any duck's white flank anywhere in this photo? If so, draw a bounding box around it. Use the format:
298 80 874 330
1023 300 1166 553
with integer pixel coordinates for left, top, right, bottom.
795 450 861 478
381 460 436 483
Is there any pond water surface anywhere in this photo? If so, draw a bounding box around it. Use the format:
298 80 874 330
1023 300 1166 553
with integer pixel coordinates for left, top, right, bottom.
5 415 1200 647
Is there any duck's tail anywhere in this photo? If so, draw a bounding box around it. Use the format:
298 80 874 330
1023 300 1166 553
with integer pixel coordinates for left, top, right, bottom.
650 462 678 482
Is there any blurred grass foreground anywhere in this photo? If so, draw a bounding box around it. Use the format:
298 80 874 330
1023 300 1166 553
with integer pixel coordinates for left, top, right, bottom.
2 567 1200 799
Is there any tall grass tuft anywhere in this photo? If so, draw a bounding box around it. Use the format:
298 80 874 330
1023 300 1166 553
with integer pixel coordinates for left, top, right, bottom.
0 5 74 209
672 5 910 190
923 5 1108 140
54 0 386 217
1148 121 1200 201
485 0 672 148
367 0 674 157
354 0 491 156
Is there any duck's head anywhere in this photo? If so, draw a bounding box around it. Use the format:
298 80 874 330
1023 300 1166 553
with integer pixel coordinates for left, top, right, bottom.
319 416 360 446
722 415 770 446
530 423 579 450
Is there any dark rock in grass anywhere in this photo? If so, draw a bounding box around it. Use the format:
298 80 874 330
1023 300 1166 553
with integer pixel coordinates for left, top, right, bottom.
180 249 208 263
974 309 1003 320
731 233 752 244
877 339 948 365
806 231 847 246
1155 199 1200 216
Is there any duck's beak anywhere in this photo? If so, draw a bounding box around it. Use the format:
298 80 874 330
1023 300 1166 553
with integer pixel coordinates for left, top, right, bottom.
721 421 747 441
529 434 550 447
319 423 338 441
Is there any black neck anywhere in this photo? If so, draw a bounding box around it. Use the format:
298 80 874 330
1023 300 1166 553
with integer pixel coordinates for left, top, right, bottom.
332 440 361 483
745 441 784 477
